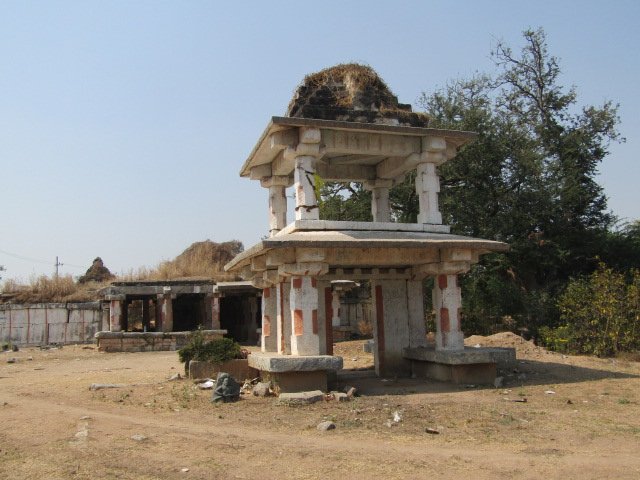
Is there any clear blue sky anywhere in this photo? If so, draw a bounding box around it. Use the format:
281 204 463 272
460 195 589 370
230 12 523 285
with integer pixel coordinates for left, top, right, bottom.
1 0 638 282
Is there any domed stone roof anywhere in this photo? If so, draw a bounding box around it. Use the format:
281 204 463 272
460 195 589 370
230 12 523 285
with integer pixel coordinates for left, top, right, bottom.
286 63 429 127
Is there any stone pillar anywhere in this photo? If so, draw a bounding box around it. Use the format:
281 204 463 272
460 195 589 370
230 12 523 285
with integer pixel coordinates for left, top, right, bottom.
331 290 341 327
432 274 464 351
261 176 290 236
276 281 292 355
416 163 442 224
261 287 277 352
141 299 150 332
364 179 392 222
248 295 259 345
294 155 319 221
109 299 123 332
211 294 221 330
290 275 320 356
158 290 174 333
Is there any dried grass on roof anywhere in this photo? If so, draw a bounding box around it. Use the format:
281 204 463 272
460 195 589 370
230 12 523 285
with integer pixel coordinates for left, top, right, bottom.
286 63 429 127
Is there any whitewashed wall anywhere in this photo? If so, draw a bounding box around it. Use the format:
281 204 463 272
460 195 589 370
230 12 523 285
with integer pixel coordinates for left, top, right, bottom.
0 302 107 346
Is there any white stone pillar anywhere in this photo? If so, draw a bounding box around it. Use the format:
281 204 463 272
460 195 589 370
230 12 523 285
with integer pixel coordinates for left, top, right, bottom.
276 281 292 354
416 163 442 224
364 179 393 222
294 156 319 221
372 186 391 222
290 275 320 356
432 274 464 351
261 176 290 236
261 287 278 352
331 290 341 327
109 299 123 332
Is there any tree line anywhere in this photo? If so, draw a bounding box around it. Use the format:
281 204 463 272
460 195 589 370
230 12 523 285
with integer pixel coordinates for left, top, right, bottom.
318 29 640 355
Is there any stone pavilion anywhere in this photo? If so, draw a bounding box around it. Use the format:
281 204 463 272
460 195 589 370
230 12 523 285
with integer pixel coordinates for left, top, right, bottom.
225 64 513 391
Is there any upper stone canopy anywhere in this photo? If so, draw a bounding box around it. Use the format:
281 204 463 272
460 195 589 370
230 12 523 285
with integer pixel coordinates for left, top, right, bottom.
286 63 429 127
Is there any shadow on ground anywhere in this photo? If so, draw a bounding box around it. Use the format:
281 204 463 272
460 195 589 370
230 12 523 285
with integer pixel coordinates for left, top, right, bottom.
336 358 639 396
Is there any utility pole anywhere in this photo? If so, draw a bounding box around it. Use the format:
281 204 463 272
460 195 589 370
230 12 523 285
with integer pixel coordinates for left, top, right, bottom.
54 256 63 278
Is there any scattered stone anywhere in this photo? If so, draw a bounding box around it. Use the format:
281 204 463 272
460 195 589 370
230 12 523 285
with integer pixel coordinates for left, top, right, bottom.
79 416 91 420
494 376 504 388
12 345 19 352
545 390 556 395
89 383 125 391
317 421 336 431
392 411 402 423
343 386 357 398
252 382 271 397
7 358 17 364
425 427 440 435
1 401 8 406
168 373 182 381
513 398 528 403
331 392 349 402
385 420 395 428
181 467 189 473
131 434 148 442
197 380 214 390
277 390 324 405
27 356 33 361
566 399 573 405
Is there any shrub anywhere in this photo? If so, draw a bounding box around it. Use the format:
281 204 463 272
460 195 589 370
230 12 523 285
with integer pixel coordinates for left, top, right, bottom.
549 264 640 356
178 330 242 369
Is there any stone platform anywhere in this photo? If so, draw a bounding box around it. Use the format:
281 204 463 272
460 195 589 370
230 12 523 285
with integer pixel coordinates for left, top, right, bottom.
403 346 516 384
248 353 343 393
95 330 227 353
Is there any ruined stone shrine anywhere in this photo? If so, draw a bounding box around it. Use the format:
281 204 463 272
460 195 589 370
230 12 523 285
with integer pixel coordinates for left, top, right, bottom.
225 64 513 391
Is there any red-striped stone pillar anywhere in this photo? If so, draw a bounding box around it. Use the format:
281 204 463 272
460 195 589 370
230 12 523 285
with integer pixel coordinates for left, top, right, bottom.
261 286 278 352
290 275 320 356
109 299 123 332
432 274 464 351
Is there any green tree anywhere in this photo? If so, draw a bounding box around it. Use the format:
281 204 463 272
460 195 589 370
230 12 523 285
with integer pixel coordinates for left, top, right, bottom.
417 28 626 334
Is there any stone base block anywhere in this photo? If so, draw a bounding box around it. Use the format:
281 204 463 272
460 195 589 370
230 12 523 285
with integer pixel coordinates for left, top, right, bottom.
263 371 329 393
248 353 343 393
403 346 516 385
188 359 258 382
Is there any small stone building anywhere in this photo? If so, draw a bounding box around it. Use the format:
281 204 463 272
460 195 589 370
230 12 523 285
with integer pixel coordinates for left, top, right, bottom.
96 279 261 351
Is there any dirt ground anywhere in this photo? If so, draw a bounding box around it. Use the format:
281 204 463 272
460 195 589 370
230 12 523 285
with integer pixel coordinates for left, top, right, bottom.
1 334 639 480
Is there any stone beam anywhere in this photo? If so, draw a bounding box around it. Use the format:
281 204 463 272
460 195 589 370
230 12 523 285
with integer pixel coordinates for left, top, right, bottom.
321 129 420 157
315 162 377 181
278 262 329 278
250 164 272 180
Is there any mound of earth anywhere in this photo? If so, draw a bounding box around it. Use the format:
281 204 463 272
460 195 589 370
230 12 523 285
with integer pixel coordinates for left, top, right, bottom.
465 331 551 357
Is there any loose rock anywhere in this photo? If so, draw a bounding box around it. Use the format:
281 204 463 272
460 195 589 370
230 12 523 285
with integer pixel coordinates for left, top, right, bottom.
89 383 125 391
277 390 324 405
494 376 504 388
252 382 271 397
168 373 182 381
131 434 148 442
317 421 336 431
425 427 440 434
